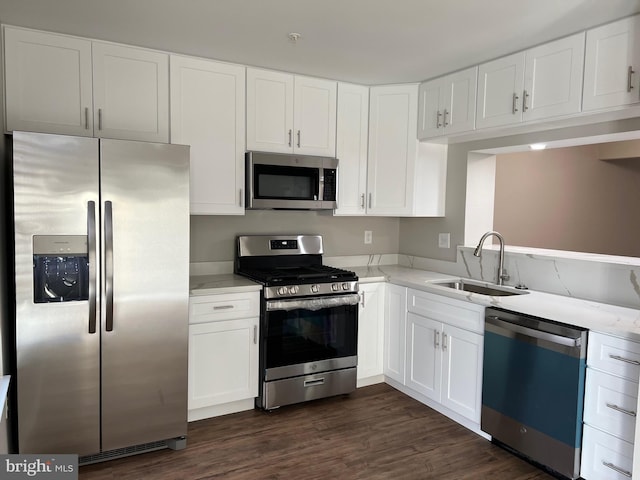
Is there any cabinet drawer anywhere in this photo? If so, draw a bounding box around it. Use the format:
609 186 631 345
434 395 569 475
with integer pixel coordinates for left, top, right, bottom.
581 424 634 480
588 331 640 381
584 368 638 443
189 292 260 324
407 289 484 334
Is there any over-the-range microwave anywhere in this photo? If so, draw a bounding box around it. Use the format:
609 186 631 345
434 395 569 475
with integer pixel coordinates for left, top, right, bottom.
245 151 338 210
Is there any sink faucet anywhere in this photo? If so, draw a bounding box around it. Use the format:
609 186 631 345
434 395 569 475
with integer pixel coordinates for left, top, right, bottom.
473 231 509 286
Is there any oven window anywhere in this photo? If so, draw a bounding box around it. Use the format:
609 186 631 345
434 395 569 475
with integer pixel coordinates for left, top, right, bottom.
265 304 357 368
254 164 319 200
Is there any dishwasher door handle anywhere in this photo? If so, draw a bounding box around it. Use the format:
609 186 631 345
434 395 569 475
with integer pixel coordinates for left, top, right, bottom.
486 315 581 348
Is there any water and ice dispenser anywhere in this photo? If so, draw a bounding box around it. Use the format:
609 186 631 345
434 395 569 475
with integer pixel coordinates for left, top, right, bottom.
33 235 89 303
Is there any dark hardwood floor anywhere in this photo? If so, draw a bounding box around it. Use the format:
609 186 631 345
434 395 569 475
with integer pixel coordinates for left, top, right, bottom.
80 383 554 479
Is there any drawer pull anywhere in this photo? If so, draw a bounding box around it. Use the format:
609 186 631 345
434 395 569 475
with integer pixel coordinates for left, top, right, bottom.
602 461 632 478
213 305 234 310
304 378 325 387
609 354 640 366
606 402 637 417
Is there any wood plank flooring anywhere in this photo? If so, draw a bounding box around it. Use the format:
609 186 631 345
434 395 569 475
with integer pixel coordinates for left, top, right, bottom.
80 383 554 480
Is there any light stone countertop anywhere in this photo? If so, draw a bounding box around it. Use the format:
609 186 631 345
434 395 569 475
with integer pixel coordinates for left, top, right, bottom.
189 274 262 296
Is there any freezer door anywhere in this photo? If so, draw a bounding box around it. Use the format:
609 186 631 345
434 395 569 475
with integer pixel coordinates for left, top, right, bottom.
99 139 189 451
13 132 100 454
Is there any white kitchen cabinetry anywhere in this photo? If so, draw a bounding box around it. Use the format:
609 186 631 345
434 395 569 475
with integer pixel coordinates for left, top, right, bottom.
405 289 484 423
188 291 260 421
357 282 385 386
581 331 639 480
368 84 447 216
246 68 336 156
4 26 169 142
476 32 584 129
583 15 640 112
384 284 407 384
418 66 477 139
334 83 369 215
4 27 94 136
170 55 245 215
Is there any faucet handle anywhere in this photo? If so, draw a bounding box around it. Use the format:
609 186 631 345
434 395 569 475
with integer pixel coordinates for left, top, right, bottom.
500 269 510 282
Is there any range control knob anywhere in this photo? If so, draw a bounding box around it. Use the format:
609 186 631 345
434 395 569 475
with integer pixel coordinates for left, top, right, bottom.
289 285 299 295
277 287 288 296
311 284 320 293
331 283 339 292
342 283 350 290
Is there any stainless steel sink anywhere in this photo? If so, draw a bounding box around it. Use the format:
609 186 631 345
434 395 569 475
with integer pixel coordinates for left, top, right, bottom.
431 279 528 297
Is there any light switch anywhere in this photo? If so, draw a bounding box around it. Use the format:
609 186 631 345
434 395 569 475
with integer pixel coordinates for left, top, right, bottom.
438 233 450 249
364 230 373 244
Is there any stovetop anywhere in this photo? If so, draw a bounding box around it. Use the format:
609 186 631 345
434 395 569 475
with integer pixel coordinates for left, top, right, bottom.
238 264 357 286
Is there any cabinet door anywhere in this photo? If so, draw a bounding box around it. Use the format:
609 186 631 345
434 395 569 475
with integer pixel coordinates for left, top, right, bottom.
335 83 369 215
293 76 337 156
188 318 258 410
405 313 441 402
476 52 525 129
92 42 169 142
246 68 294 153
523 32 585 122
583 15 640 111
4 27 93 136
443 66 478 135
170 55 246 215
384 284 407 384
417 78 444 139
367 84 418 216
357 283 385 380
441 324 483 422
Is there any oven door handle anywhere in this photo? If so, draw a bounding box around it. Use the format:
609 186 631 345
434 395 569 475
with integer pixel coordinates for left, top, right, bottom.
266 294 360 312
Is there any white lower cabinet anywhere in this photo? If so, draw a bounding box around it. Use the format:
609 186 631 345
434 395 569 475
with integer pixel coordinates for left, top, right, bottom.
582 424 634 480
357 283 385 385
383 284 408 384
188 291 260 421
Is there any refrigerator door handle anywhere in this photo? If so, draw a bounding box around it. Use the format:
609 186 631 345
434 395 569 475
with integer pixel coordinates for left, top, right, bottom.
88 201 97 334
105 200 114 332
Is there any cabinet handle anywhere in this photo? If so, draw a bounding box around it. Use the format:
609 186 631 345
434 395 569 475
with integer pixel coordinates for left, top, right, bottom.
434 330 440 348
443 109 449 127
609 354 640 366
213 305 234 310
360 193 365 209
606 402 637 417
512 93 519 114
522 90 529 112
98 108 103 130
436 110 442 128
239 188 243 207
84 107 89 130
253 325 258 344
288 129 292 147
602 461 632 478
368 193 372 209
628 66 635 92
359 292 365 308
297 130 301 148
442 332 448 351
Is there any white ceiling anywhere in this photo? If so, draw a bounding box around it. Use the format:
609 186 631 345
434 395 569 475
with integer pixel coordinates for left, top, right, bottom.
1 0 640 85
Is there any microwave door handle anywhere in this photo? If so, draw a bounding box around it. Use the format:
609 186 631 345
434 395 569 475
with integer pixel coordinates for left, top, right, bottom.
318 170 324 203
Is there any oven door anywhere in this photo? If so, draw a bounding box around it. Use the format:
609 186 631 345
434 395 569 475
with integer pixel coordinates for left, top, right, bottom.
263 294 359 381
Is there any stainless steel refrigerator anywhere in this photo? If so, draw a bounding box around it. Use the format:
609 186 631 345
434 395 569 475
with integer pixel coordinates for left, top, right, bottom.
12 131 190 460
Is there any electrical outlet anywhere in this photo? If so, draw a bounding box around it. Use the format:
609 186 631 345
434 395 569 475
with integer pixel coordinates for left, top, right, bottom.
364 230 373 244
438 233 450 249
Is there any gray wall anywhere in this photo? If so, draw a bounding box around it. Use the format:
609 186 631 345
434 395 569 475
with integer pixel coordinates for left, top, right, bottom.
399 116 640 261
191 211 400 262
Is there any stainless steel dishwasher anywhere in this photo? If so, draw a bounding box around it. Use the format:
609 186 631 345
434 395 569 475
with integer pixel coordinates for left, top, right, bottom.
482 307 588 480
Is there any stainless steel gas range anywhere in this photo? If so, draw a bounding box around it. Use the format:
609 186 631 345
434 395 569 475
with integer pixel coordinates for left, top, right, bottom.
235 235 359 410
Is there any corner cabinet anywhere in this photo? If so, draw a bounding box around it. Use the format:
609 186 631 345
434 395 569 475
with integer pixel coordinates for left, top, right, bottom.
583 15 640 112
357 282 385 386
170 55 246 215
418 66 478 139
188 291 260 421
368 84 447 217
476 32 585 129
4 26 169 142
246 68 336 156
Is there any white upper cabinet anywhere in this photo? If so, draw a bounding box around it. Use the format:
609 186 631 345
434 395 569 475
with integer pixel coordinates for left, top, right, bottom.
246 68 336 156
418 66 477 139
92 42 169 143
583 15 640 112
334 82 369 215
368 84 447 217
170 55 246 215
4 26 170 142
476 32 585 129
4 27 94 136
